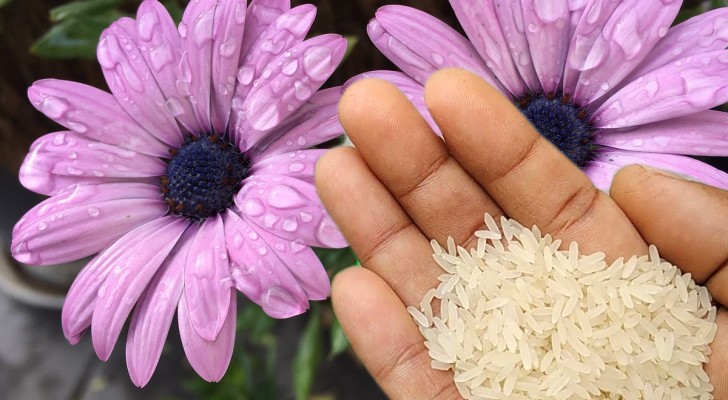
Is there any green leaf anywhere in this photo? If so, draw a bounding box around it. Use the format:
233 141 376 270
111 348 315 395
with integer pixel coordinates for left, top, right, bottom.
50 0 127 23
329 315 350 359
31 12 123 59
343 35 359 61
0 0 14 9
294 306 323 400
314 247 357 276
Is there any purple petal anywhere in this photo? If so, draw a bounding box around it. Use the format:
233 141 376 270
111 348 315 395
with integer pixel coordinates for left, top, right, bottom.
250 149 324 184
235 34 347 149
585 149 728 191
136 0 202 134
178 288 236 382
240 0 291 59
27 80 169 157
572 0 681 104
126 227 194 388
450 0 527 95
12 183 167 265
60 217 176 345
594 110 728 156
91 217 186 360
235 175 347 248
491 0 541 93
97 19 183 147
369 6 506 93
230 5 317 143
562 0 621 97
629 8 728 80
251 86 343 159
223 210 309 318
346 70 440 136
593 50 728 129
521 0 570 94
184 214 232 341
210 0 247 133
178 0 218 132
255 228 329 301
568 0 589 36
19 131 166 183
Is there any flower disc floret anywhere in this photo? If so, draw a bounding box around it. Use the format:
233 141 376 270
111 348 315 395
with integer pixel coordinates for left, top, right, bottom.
163 134 250 220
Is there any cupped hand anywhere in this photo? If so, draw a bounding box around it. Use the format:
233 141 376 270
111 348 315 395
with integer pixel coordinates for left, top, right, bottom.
315 69 728 399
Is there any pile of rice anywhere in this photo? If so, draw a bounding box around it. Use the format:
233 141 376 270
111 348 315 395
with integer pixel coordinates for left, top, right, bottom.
408 214 717 399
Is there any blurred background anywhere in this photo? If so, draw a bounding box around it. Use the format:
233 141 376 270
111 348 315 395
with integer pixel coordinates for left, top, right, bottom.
0 1 726 399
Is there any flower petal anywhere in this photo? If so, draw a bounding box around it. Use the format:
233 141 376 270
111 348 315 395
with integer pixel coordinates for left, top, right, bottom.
230 4 317 143
521 0 570 94
178 0 217 132
250 149 324 184
126 227 194 388
593 50 728 129
240 0 291 58
562 0 622 96
60 217 176 345
12 182 167 265
184 214 231 341
370 6 505 93
628 8 728 80
236 34 346 149
91 217 186 360
178 288 236 382
450 0 527 95
224 210 309 318
585 149 728 192
98 19 183 147
345 70 440 136
255 228 329 301
572 0 681 104
251 86 343 159
594 110 728 157
20 131 166 184
27 79 169 157
210 0 247 132
136 0 202 134
235 175 347 248
492 0 541 93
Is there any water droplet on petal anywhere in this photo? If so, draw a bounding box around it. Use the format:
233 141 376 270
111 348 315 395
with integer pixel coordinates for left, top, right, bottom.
288 162 305 173
243 198 266 217
41 97 70 119
302 46 334 81
237 65 255 85
38 222 48 231
294 81 312 101
282 60 299 76
316 217 343 247
268 185 307 209
282 217 298 232
68 121 88 133
68 151 78 159
431 53 444 65
299 211 313 223
67 166 84 176
263 213 279 228
52 133 66 146
257 246 268 255
165 98 185 116
219 38 237 57
88 208 100 218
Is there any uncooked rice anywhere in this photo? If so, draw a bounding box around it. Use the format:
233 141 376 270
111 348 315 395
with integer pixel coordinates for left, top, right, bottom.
409 214 717 400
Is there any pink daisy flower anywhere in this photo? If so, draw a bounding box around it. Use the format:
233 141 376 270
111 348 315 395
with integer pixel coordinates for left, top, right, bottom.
356 0 728 191
12 0 348 386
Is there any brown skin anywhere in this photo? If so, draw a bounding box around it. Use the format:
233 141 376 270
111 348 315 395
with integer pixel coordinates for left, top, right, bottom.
315 69 728 399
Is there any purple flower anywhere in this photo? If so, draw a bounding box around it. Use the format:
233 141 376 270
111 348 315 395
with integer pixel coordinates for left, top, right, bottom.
357 1 728 191
12 0 348 386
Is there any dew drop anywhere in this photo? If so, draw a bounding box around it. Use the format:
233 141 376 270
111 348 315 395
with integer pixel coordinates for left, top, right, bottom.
243 198 266 217
38 222 48 231
165 98 185 116
41 97 70 119
257 246 268 256
248 231 259 240
600 82 610 91
88 208 100 218
282 217 298 232
288 162 305 173
238 65 255 85
302 46 334 81
68 151 78 159
528 23 538 33
274 242 285 252
67 166 84 176
658 27 669 38
68 121 88 133
268 185 307 209
316 217 343 247
432 53 445 65
294 81 312 101
219 39 237 57
52 133 66 146
263 213 279 228
300 211 313 223
282 60 299 76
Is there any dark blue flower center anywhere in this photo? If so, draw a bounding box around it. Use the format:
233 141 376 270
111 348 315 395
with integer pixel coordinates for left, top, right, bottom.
517 94 594 167
162 134 250 220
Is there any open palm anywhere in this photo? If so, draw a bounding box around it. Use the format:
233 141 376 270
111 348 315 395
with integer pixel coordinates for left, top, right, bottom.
316 69 728 399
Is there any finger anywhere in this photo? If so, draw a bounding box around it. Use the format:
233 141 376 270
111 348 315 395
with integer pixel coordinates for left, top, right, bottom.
315 147 439 306
332 267 460 400
426 69 646 259
705 309 728 399
610 165 728 306
339 78 501 248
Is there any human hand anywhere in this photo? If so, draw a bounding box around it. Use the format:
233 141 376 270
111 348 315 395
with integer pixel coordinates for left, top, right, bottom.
315 69 728 399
